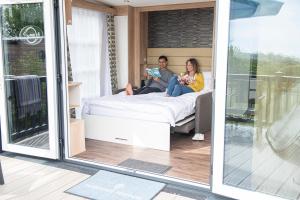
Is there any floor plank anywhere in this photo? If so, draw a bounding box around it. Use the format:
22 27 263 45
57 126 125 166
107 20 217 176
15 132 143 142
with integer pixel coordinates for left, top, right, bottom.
75 132 211 184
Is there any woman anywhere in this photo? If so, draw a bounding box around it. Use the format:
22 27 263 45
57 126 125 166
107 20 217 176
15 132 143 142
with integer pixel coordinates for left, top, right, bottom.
167 58 204 97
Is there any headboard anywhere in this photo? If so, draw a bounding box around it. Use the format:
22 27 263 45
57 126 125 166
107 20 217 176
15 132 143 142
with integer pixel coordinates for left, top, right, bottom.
147 48 212 75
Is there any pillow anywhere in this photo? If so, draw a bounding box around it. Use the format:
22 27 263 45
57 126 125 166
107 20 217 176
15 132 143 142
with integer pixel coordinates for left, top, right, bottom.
202 71 213 90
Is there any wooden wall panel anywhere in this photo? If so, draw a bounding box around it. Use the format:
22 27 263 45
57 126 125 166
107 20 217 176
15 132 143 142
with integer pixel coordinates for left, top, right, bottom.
138 1 215 12
127 2 215 87
127 6 135 85
72 0 116 14
115 6 129 16
140 12 148 80
147 48 212 57
65 0 72 25
147 56 212 68
147 48 212 74
167 66 211 74
133 8 141 86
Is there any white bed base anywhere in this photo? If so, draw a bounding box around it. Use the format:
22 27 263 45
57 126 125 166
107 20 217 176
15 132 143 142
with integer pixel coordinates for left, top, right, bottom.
84 115 171 151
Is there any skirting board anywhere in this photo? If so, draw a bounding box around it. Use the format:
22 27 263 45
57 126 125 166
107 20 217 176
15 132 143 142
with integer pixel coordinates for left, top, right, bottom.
84 115 171 151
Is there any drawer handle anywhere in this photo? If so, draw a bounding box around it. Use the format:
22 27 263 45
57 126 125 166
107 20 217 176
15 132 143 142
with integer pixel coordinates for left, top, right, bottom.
115 137 128 141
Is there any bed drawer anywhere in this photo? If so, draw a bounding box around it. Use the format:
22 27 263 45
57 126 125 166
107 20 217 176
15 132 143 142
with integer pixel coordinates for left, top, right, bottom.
84 115 171 151
84 115 132 145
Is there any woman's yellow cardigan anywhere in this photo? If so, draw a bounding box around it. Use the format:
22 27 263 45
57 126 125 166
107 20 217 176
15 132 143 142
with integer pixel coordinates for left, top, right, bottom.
187 73 204 92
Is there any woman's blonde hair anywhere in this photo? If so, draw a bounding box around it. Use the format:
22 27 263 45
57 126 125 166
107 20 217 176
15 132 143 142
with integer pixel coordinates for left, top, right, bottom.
185 58 200 74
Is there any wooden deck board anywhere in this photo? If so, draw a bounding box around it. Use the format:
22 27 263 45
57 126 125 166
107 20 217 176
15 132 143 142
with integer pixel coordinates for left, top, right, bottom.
274 146 300 200
238 151 283 190
224 143 249 162
224 144 270 186
275 166 300 200
40 176 87 200
0 155 89 200
0 155 206 200
223 145 253 177
257 146 299 195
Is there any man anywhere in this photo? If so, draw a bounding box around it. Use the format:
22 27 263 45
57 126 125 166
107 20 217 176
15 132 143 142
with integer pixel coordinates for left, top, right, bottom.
126 55 174 95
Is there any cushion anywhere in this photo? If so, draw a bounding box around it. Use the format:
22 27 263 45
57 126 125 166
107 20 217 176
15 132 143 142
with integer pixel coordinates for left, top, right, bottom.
202 71 212 90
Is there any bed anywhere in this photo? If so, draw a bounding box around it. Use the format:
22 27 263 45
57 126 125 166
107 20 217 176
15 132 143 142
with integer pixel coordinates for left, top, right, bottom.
81 47 213 151
81 71 212 151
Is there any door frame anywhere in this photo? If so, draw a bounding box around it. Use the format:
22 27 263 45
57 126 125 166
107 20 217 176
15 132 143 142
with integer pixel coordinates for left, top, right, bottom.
211 0 289 199
59 0 214 190
0 0 59 159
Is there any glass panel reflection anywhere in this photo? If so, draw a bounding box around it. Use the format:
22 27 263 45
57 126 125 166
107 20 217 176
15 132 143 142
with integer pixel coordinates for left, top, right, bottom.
224 0 300 199
1 3 49 149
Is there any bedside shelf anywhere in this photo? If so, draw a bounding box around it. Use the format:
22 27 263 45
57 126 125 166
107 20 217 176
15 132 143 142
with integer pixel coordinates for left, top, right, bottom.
68 82 82 108
68 82 82 87
69 104 80 109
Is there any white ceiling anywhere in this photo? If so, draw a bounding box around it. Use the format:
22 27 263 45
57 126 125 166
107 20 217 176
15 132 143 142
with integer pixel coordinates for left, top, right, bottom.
96 0 213 7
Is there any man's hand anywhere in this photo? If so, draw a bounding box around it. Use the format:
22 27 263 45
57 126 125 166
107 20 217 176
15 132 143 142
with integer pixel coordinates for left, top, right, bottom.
143 72 148 79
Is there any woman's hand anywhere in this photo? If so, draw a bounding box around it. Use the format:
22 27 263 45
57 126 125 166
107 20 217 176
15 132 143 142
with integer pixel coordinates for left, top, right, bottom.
153 77 160 82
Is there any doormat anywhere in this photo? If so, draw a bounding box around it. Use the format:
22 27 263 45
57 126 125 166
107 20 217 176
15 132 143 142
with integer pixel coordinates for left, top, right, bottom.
17 132 49 149
118 159 171 174
66 170 165 200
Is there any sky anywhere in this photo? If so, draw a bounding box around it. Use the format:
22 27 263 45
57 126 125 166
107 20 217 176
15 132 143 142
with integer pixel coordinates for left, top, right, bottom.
229 0 300 59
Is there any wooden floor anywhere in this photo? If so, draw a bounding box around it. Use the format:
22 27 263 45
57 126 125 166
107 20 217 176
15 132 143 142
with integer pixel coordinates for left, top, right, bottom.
75 132 211 184
0 155 198 200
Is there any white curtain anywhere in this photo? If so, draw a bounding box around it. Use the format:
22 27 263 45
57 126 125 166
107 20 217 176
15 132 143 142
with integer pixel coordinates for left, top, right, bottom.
67 7 112 99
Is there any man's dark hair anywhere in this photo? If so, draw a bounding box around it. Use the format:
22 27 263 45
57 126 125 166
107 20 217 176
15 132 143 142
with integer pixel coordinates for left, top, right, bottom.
158 55 168 62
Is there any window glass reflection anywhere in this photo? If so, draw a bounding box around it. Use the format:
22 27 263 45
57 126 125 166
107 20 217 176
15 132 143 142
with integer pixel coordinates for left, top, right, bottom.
1 3 49 149
224 0 300 199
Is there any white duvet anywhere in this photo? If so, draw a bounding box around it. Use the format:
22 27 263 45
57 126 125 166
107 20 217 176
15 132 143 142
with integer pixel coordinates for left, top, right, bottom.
82 89 211 126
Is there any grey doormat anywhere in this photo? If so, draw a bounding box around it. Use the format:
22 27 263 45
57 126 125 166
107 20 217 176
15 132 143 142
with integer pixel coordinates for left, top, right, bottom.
17 132 49 149
66 170 165 200
118 159 171 174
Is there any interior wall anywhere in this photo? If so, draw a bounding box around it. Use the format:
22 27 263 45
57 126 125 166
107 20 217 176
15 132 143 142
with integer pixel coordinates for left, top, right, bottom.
115 16 129 89
148 8 214 48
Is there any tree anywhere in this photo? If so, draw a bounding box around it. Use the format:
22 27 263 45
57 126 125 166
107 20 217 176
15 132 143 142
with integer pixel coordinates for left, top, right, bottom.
2 3 44 38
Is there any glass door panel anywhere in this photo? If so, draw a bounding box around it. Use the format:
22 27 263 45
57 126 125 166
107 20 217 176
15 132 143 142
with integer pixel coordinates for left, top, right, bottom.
0 1 58 159
213 0 300 199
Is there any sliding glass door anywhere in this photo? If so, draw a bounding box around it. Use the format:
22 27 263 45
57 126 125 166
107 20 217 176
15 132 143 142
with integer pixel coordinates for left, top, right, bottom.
213 0 300 199
0 0 59 159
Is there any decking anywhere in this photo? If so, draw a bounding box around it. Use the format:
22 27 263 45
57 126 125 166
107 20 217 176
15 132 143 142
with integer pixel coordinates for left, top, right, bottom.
224 124 300 200
0 154 204 200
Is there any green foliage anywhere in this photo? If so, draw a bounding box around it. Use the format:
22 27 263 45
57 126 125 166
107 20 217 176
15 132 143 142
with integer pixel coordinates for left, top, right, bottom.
2 3 43 37
228 45 300 76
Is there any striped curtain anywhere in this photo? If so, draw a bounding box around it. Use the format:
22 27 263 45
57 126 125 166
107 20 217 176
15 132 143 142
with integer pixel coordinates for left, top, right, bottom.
66 34 75 118
107 14 118 91
67 35 73 82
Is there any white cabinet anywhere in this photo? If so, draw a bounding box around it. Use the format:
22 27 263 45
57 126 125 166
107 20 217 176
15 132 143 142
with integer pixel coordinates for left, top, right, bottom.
69 118 85 157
